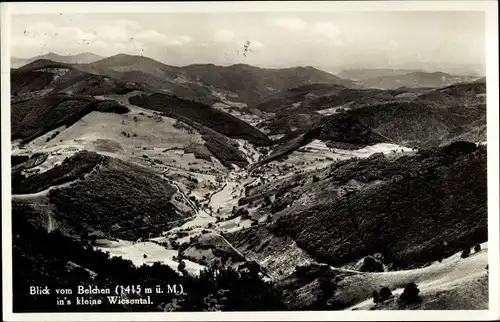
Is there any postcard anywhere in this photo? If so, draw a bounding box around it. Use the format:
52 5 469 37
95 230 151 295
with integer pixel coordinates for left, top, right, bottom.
1 1 498 321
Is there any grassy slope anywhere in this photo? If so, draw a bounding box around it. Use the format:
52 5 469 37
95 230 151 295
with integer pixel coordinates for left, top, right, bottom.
345 243 488 310
275 242 488 310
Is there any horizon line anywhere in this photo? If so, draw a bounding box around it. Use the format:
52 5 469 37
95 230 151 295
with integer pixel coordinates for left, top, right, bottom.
10 51 485 76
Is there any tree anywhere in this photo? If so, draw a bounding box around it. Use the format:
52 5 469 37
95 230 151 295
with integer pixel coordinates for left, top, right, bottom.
237 208 250 219
372 290 380 304
178 260 186 273
359 256 384 272
399 282 420 304
263 195 272 206
461 247 471 258
378 287 392 302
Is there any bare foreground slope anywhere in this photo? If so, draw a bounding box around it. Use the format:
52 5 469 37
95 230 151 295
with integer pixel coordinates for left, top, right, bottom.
10 54 488 312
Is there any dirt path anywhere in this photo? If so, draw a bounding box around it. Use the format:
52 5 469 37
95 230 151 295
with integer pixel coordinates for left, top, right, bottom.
218 233 246 259
166 176 199 213
12 179 80 200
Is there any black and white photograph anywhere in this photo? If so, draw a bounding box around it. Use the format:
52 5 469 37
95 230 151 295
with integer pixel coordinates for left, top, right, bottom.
1 1 499 321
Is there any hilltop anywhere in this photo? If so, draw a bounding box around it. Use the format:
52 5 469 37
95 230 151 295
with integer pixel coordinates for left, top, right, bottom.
11 61 145 102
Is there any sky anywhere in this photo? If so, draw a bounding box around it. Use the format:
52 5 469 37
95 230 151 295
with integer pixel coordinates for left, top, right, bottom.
10 11 486 74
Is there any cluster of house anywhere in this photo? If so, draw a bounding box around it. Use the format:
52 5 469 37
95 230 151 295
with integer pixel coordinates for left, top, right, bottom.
150 164 170 170
48 146 80 156
61 147 80 153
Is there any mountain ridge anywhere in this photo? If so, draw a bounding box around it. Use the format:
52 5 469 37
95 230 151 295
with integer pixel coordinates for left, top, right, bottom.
15 54 360 106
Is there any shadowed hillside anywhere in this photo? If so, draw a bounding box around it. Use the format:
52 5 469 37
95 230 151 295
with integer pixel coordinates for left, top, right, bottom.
254 85 394 114
345 99 486 147
12 151 193 240
270 142 487 269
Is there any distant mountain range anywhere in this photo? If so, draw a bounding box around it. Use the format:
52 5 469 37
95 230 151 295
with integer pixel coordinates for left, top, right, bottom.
360 71 479 90
337 68 426 81
11 52 105 69
11 53 482 94
336 68 482 89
